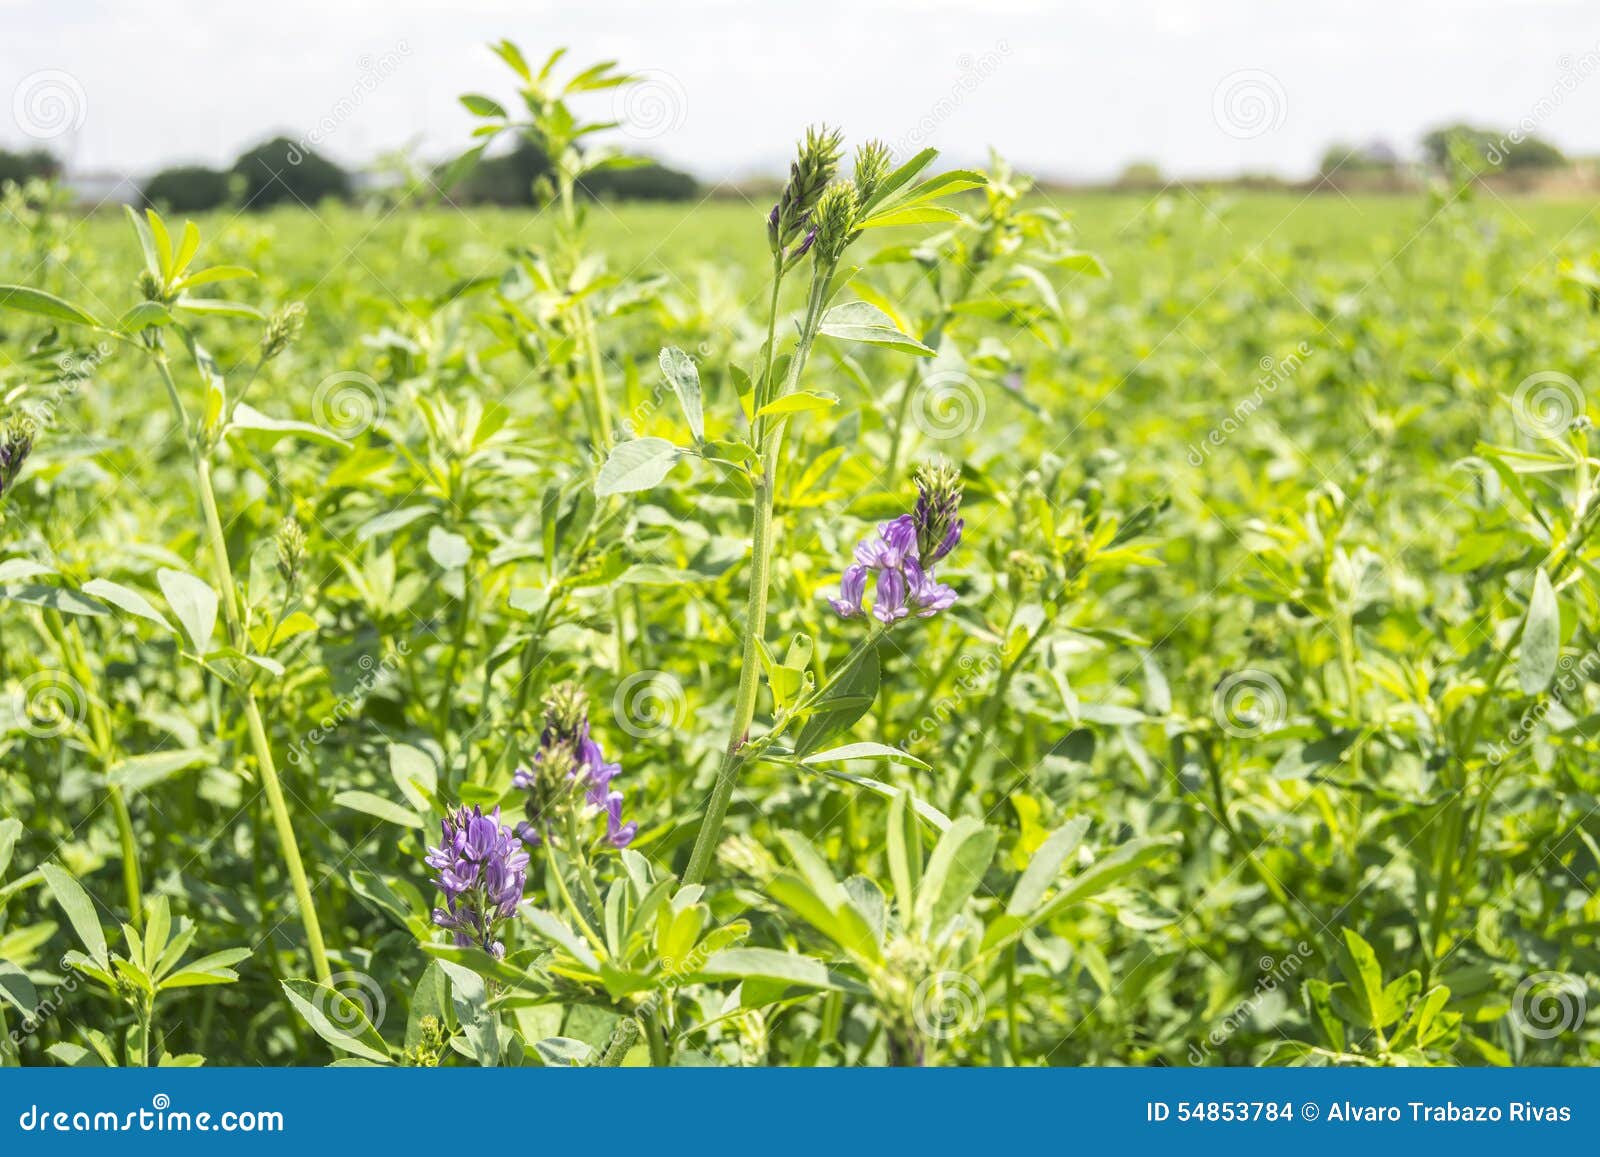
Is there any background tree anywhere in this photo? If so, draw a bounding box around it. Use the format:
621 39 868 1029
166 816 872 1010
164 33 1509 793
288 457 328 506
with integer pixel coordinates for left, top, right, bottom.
232 136 351 208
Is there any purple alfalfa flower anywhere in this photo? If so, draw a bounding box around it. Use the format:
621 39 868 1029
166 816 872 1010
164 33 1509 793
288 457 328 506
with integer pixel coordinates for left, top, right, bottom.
829 563 868 618
828 466 964 625
873 567 909 624
904 558 957 617
854 514 918 570
426 804 528 958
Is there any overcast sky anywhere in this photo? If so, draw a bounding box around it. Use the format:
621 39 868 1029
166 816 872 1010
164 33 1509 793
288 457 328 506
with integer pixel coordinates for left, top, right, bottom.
3 0 1599 181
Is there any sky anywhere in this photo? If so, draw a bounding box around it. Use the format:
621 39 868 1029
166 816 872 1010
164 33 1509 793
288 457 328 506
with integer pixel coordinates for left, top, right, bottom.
3 0 1600 182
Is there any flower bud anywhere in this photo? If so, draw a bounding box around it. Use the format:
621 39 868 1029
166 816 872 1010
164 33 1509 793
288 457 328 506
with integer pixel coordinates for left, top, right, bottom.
0 416 35 500
275 515 307 586
770 124 843 258
261 302 307 362
810 180 859 264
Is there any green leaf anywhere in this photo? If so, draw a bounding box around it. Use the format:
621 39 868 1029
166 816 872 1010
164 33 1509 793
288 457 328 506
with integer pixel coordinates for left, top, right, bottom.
1518 567 1560 694
460 94 508 118
106 748 212 794
887 789 922 919
0 584 107 618
818 301 933 356
1007 816 1091 916
82 579 173 632
0 286 103 329
281 979 392 1063
658 347 704 443
426 526 471 570
914 817 997 935
333 790 425 829
388 743 438 811
694 948 857 992
595 437 680 497
157 568 218 655
116 301 172 333
793 649 879 757
227 402 352 448
40 864 108 969
800 741 929 770
756 390 839 418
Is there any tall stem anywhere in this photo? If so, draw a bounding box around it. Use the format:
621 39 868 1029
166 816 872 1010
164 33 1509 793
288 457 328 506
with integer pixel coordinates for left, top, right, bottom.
682 261 832 886
156 352 331 984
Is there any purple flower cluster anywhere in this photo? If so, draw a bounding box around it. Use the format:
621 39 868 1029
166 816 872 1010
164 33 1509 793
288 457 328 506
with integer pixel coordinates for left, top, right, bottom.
830 463 964 624
426 805 529 958
512 682 638 851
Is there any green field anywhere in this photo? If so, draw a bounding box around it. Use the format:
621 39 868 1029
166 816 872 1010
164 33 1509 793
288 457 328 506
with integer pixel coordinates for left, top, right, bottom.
3 162 1600 1067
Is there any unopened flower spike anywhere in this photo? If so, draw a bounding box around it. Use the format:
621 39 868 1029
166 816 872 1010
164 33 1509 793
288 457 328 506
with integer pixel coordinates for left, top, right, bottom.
0 416 35 501
261 302 307 362
512 681 637 850
275 515 307 586
769 124 844 263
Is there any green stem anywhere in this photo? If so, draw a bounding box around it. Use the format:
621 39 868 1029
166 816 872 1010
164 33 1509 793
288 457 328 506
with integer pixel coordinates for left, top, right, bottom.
596 1016 641 1066
682 260 833 887
156 352 331 984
